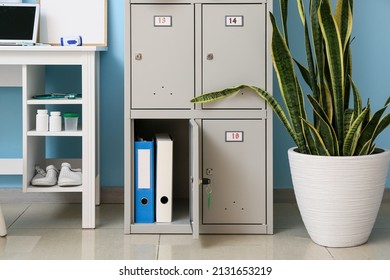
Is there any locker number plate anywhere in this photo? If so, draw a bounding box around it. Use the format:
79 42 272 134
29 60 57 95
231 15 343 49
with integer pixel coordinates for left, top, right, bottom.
225 131 244 142
154 16 172 27
225 16 244 27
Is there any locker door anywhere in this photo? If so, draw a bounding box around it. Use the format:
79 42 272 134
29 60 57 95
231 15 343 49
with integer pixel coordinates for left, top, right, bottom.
131 5 194 109
190 119 200 238
202 120 266 224
202 4 267 109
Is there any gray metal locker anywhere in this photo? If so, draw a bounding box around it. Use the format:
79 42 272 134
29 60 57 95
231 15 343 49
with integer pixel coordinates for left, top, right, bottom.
202 120 266 224
202 4 267 109
131 4 194 109
125 0 273 237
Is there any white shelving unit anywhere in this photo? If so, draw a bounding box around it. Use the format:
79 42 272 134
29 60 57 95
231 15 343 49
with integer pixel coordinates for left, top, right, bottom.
0 46 105 228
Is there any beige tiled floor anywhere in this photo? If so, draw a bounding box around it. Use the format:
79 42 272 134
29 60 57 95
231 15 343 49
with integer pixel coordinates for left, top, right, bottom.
1 203 390 260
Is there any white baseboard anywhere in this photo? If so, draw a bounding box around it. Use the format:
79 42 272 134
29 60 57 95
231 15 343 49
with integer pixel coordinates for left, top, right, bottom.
0 188 389 204
273 188 390 203
0 187 124 204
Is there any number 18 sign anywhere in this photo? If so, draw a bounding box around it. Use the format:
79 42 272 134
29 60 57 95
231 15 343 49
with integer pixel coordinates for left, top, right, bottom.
225 131 244 142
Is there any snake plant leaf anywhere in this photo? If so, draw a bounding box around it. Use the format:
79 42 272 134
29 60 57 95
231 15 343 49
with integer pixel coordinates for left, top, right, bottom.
322 81 334 123
316 115 337 156
269 13 307 153
318 0 345 147
308 94 338 155
297 0 320 104
320 51 335 123
358 140 371 156
246 85 298 145
344 109 353 138
310 0 326 104
303 125 318 155
295 76 308 122
297 0 305 25
335 0 353 51
343 40 353 110
349 0 354 13
301 118 330 156
371 112 390 144
343 107 369 156
369 143 377 155
280 0 289 47
354 104 387 155
190 85 246 104
310 0 324 59
350 77 362 121
294 59 312 90
361 99 371 129
307 94 332 126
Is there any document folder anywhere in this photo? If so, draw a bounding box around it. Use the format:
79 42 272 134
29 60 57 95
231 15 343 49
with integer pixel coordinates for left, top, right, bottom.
134 139 155 223
155 134 173 222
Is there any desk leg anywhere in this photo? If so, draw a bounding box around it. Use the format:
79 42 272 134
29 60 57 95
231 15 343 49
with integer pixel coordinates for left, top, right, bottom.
81 52 97 229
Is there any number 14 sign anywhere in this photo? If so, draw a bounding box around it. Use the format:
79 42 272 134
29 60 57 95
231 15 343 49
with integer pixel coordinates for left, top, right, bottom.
225 16 244 27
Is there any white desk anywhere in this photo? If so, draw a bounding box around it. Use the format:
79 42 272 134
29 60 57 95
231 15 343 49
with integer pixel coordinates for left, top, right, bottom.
0 46 106 228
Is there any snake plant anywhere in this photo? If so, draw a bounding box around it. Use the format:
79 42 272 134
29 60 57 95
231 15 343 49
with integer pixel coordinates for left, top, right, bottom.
191 0 390 156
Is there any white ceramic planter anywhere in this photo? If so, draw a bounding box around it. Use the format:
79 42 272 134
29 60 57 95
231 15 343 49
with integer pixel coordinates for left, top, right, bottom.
288 148 390 247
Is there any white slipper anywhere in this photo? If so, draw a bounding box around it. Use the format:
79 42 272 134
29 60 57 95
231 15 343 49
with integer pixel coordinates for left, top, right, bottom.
31 165 59 186
58 162 82 187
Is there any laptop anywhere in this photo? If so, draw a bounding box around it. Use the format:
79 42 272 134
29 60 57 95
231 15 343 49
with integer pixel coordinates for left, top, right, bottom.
0 3 39 46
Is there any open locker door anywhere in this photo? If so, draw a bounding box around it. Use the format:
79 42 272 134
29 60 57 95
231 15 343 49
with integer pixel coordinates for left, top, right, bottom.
189 119 200 239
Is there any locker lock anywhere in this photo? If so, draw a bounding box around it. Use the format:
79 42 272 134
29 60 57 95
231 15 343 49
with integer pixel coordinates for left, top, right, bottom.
202 178 211 185
206 53 214 60
135 53 142 61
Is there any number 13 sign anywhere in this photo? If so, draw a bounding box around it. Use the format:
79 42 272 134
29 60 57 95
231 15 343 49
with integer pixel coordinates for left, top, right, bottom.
154 16 172 27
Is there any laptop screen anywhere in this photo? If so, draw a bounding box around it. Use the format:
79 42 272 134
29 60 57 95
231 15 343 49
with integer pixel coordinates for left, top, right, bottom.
0 3 39 44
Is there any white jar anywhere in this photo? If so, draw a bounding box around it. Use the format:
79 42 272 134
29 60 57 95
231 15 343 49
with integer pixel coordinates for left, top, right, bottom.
49 111 62 132
36 109 48 132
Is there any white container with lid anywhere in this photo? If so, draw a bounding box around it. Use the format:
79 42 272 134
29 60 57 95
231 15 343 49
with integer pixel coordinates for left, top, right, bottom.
49 111 62 132
63 113 79 131
36 109 49 132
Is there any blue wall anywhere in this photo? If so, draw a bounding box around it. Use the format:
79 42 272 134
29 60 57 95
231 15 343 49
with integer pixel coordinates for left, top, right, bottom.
0 0 389 189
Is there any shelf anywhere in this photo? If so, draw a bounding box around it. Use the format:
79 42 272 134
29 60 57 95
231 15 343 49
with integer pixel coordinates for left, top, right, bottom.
1 47 102 229
27 99 82 105
26 185 83 193
27 130 82 137
130 199 192 234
